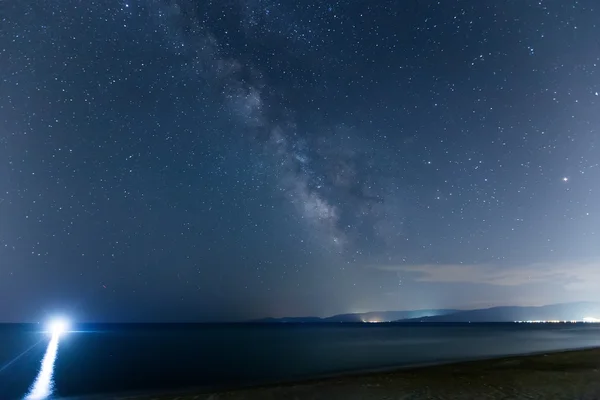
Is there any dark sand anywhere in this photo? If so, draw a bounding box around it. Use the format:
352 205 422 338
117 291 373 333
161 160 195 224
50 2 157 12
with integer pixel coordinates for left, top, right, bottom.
114 348 600 400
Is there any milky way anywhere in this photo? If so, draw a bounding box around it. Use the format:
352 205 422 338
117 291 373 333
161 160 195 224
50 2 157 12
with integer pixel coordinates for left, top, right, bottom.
149 0 403 255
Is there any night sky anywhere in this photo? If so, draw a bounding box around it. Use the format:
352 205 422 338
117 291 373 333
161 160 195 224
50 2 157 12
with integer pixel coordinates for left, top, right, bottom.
1 1 599 322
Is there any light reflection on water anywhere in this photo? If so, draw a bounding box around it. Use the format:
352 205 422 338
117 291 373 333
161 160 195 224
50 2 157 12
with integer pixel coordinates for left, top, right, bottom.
24 333 60 400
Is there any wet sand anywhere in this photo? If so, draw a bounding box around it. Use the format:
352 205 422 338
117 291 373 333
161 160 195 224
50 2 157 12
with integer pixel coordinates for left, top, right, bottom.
117 348 600 400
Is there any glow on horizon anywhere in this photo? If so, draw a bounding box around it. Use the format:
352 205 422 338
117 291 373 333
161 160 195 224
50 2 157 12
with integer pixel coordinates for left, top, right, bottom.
583 317 600 323
24 333 60 399
46 318 70 336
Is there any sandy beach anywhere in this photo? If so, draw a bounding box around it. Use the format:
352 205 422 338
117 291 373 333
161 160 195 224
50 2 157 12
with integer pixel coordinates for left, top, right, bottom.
112 348 600 400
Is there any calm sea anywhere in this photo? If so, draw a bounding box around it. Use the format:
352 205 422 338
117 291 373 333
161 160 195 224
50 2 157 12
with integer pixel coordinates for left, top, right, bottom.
1 323 600 399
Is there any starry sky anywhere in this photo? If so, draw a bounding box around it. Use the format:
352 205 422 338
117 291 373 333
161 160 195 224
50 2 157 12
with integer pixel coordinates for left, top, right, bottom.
1 0 599 322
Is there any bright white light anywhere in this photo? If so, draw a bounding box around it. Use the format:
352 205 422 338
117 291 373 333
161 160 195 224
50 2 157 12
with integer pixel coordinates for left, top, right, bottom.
46 318 70 336
583 316 600 323
25 334 59 399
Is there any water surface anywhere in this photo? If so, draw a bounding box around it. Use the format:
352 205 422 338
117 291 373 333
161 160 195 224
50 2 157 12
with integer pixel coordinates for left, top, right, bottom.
1 323 599 399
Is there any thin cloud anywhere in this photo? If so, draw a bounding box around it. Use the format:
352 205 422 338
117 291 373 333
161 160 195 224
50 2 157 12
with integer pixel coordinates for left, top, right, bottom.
373 261 600 288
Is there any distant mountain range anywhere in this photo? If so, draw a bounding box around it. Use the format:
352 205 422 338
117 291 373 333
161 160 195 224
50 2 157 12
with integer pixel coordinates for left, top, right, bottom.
252 309 459 323
401 302 600 323
253 302 600 323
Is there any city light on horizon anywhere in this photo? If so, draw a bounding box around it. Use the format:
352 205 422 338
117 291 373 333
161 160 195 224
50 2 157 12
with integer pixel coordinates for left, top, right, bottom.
514 317 600 324
583 317 600 323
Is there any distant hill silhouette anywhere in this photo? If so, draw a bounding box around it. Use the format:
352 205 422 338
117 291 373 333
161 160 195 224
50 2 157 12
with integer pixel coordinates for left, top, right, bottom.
324 309 459 323
252 303 600 324
399 302 600 323
251 309 458 323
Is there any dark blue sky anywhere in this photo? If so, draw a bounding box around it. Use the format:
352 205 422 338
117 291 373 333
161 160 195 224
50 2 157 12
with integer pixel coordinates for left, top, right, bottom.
1 0 599 322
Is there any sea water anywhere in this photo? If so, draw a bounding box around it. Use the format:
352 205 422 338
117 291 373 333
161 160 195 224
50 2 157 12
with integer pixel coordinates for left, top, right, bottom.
1 323 600 399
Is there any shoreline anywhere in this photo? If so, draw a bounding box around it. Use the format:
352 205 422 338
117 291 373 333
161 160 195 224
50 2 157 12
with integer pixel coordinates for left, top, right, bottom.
79 346 600 399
